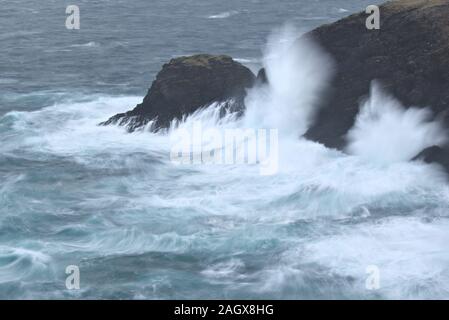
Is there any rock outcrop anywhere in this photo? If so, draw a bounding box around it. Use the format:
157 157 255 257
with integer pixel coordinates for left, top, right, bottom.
255 68 268 85
102 0 449 172
413 145 449 172
102 54 255 131
300 0 449 171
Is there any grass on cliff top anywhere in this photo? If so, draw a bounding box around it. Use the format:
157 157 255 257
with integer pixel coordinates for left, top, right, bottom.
171 54 234 67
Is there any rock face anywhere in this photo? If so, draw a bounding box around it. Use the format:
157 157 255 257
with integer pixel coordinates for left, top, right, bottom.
102 54 255 131
413 145 449 172
304 0 449 151
255 68 268 85
102 0 449 172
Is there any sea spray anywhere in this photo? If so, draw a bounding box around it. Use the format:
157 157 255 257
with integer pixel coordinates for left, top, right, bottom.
2 87 449 300
243 24 334 137
2 22 449 299
345 82 447 164
167 25 334 175
240 24 335 173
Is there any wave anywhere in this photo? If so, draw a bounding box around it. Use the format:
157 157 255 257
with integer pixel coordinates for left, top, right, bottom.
346 83 447 164
1 24 449 299
0 78 19 84
208 11 239 19
0 246 52 284
302 216 449 299
243 24 334 137
69 41 99 48
0 30 40 41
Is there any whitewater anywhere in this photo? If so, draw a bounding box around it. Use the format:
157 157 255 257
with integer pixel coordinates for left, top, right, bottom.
1 20 449 299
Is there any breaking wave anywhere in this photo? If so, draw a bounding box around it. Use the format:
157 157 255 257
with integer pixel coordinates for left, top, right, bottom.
207 11 239 19
1 25 449 299
346 83 447 164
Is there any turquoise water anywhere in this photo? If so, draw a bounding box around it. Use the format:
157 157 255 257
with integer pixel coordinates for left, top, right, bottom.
2 0 449 300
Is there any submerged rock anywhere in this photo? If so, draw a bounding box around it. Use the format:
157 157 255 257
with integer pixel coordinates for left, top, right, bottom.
304 0 449 151
101 54 255 131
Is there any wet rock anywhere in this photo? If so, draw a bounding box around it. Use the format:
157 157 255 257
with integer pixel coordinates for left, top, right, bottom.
101 54 255 131
304 0 449 150
412 145 449 172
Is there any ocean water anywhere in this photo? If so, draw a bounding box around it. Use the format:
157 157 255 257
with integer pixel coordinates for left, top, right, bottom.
2 0 449 300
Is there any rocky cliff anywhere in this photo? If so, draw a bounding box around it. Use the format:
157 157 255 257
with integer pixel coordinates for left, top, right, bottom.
304 0 449 152
101 0 449 171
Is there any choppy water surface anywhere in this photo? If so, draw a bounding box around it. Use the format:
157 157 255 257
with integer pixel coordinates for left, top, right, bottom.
2 0 449 299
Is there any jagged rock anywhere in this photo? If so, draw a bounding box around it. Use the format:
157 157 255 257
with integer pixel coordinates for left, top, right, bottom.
102 54 255 131
304 0 449 150
255 68 268 85
412 145 449 172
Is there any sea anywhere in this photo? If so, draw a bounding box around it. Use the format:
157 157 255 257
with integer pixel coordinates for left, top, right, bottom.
2 0 449 299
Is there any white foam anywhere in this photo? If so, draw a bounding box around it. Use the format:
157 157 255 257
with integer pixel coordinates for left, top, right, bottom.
302 217 449 299
4 96 169 158
243 24 334 138
346 83 447 164
208 11 239 19
2 23 449 299
70 41 99 48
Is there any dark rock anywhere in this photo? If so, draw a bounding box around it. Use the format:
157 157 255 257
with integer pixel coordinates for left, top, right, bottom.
101 54 255 131
304 0 449 150
256 68 268 85
412 145 449 172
